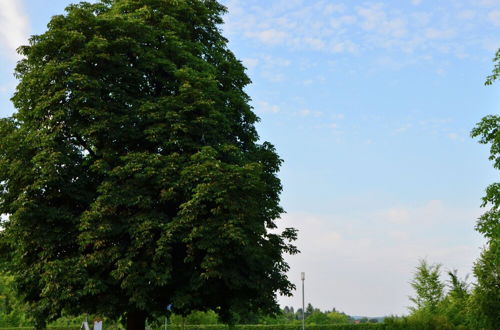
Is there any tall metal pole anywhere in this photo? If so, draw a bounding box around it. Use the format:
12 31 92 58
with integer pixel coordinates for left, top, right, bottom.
301 272 305 330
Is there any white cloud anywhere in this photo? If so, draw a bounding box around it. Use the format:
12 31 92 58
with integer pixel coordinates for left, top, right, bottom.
255 101 280 114
393 123 412 134
303 37 326 50
482 38 500 52
412 12 432 26
261 55 291 67
243 55 292 83
224 1 360 54
477 0 500 7
436 67 446 75
242 57 259 69
330 40 358 53
488 10 500 26
324 3 346 15
385 207 410 224
261 71 286 82
298 109 322 117
246 29 289 45
357 4 407 38
388 230 409 240
0 81 16 95
0 0 29 60
222 0 497 62
376 55 413 70
457 10 476 20
328 122 342 130
425 28 455 40
330 15 357 28
447 132 464 141
357 5 385 30
276 201 484 315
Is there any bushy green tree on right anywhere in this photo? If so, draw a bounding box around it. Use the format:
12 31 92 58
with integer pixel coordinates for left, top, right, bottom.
469 48 500 329
395 51 500 328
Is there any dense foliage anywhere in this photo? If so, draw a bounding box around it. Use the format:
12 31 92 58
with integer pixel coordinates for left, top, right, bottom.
469 49 500 329
0 276 31 327
401 260 473 329
408 260 444 315
0 0 297 328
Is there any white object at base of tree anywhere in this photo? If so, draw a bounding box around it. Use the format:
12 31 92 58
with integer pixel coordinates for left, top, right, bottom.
80 321 89 330
94 320 103 330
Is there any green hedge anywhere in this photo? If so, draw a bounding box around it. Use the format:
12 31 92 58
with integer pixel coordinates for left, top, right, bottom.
153 325 385 330
0 327 80 330
0 324 387 330
237 326 385 330
0 325 386 330
0 320 472 330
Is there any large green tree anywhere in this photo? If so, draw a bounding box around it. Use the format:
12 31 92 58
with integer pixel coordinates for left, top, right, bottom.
0 0 298 329
469 48 500 329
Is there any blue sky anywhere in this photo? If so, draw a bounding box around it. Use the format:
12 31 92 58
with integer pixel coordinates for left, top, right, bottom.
1 0 499 317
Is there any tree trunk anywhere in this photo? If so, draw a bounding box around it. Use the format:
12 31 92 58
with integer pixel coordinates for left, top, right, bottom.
127 310 146 330
34 320 46 330
34 316 46 330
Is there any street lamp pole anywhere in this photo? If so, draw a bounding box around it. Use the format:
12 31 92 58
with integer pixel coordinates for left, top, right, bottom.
301 272 305 330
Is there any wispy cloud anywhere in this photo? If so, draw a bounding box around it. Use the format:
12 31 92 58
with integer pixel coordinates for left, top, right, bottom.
242 57 259 70
255 101 280 114
425 28 455 40
0 84 9 94
297 109 323 117
243 55 292 82
357 4 407 38
447 132 465 141
0 0 29 60
393 123 412 135
457 9 476 20
385 207 411 224
261 71 286 82
277 200 483 315
330 15 357 28
222 0 498 59
246 29 289 45
477 0 500 7
223 0 361 54
261 55 291 67
488 10 500 26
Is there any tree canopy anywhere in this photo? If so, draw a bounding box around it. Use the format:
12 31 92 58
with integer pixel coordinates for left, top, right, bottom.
0 0 297 328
